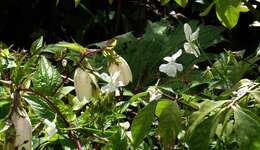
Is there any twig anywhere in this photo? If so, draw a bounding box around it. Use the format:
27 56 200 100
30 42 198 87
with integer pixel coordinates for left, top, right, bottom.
52 48 103 95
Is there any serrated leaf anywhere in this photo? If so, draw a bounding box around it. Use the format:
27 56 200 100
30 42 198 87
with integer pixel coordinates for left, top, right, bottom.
131 101 157 148
30 36 43 54
175 0 188 8
50 97 76 123
233 106 260 150
157 100 181 149
23 93 55 121
250 90 260 103
216 0 241 29
32 56 62 96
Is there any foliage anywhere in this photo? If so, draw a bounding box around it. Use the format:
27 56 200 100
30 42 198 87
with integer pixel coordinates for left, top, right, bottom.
0 0 260 149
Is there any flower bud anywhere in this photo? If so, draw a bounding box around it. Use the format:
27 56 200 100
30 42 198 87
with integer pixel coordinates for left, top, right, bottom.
108 56 132 86
11 109 32 150
74 68 93 102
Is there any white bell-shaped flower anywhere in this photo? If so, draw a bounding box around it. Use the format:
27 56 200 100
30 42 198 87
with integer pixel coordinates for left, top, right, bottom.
108 56 133 86
74 68 93 102
159 49 183 77
184 23 200 57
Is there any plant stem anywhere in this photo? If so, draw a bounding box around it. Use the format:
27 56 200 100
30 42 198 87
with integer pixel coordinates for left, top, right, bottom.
162 93 199 110
228 83 260 108
21 88 83 150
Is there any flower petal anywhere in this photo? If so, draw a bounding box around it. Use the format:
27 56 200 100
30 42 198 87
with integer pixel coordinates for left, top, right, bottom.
100 73 111 82
190 27 200 41
175 63 183 72
171 49 183 61
163 56 173 62
159 63 177 77
184 23 192 42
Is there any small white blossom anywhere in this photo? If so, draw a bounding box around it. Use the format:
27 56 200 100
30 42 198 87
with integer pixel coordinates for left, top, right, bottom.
184 23 200 57
147 86 162 101
159 49 183 77
100 72 124 93
43 119 57 140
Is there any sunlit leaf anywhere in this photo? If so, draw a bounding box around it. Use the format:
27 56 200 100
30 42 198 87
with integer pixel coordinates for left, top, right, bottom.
216 0 241 29
175 0 188 8
24 93 55 121
32 56 62 96
30 36 43 54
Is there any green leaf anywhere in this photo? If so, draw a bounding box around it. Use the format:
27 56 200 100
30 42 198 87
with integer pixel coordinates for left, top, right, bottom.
57 86 74 99
30 36 43 54
233 106 260 150
108 0 113 5
157 100 181 149
216 0 241 29
187 100 228 138
50 97 76 123
0 100 10 119
161 0 170 5
75 0 81 7
131 101 157 148
199 1 216 17
56 42 85 52
175 0 188 8
23 93 55 121
32 56 62 96
188 109 226 150
111 129 128 150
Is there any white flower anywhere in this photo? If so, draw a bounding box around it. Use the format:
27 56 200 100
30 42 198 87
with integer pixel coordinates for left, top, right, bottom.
108 55 133 86
43 119 57 140
184 23 200 57
100 72 124 93
147 86 162 101
159 49 183 77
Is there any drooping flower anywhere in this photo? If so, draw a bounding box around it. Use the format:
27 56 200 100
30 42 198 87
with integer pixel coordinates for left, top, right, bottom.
159 49 183 77
183 23 200 57
100 72 124 93
74 68 93 103
108 55 133 86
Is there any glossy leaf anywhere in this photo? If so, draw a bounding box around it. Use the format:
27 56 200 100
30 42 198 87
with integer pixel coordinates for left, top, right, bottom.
131 101 157 148
216 0 241 29
175 0 188 8
234 106 260 150
30 36 43 54
23 93 55 121
32 56 62 96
